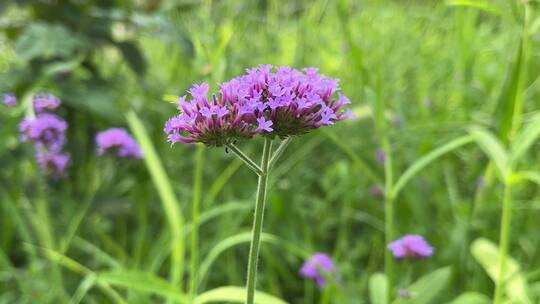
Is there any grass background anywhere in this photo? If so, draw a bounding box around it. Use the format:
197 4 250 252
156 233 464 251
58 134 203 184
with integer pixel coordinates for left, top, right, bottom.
1 0 540 303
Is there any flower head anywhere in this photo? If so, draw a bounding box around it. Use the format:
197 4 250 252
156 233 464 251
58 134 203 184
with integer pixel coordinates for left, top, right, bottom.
164 65 352 147
35 147 70 178
33 93 61 113
96 128 142 159
19 113 68 151
388 235 434 260
299 253 335 288
3 93 16 107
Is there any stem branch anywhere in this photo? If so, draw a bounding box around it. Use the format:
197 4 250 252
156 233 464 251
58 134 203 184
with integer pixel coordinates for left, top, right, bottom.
493 181 513 304
246 138 273 304
226 143 263 176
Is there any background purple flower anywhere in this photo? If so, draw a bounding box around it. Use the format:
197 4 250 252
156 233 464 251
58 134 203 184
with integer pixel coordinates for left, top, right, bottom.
96 128 143 159
3 93 16 107
388 234 434 259
35 147 70 178
33 93 61 113
19 113 68 151
299 253 335 288
164 65 352 146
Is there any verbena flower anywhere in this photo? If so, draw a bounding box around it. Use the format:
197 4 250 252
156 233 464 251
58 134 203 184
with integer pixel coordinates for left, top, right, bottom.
164 65 354 146
33 93 61 113
299 253 335 288
35 146 70 178
19 113 68 151
388 235 434 260
3 93 16 107
96 128 142 159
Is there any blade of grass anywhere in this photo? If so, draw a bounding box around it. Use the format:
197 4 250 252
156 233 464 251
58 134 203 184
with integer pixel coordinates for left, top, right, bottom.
126 110 185 291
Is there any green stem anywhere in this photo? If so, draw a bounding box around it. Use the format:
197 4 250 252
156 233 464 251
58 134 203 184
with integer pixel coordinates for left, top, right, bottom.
493 181 513 304
382 137 395 304
246 138 273 304
226 143 263 175
189 144 205 298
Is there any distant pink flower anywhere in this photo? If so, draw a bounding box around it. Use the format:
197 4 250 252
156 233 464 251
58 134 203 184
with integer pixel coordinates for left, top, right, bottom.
3 93 16 107
33 93 61 113
300 253 335 288
96 128 142 159
388 235 434 259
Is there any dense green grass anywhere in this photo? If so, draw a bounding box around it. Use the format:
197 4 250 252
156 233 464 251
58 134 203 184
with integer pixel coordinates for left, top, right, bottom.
1 0 540 303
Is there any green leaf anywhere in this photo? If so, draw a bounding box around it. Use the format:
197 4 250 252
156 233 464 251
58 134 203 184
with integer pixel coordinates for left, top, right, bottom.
393 267 452 304
469 127 509 181
198 232 308 287
194 286 288 304
15 23 82 61
369 272 387 304
97 270 188 303
392 135 475 197
446 292 490 304
446 0 504 16
126 111 185 289
511 112 540 163
70 275 97 304
471 238 531 304
115 41 147 75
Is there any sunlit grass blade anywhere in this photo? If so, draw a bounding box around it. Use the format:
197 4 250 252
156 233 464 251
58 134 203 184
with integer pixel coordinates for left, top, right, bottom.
392 134 475 197
469 127 510 182
194 286 288 304
97 270 189 303
471 238 531 304
126 110 185 290
446 0 504 16
393 267 452 304
510 112 540 163
369 273 387 304
197 231 308 289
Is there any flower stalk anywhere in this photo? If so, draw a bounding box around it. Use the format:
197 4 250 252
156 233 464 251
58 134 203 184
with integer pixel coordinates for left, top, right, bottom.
246 137 273 304
493 180 513 304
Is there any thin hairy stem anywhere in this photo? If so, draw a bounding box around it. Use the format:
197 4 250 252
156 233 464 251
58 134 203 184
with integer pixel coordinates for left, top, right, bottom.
189 144 204 298
246 138 273 304
226 143 263 175
493 182 513 304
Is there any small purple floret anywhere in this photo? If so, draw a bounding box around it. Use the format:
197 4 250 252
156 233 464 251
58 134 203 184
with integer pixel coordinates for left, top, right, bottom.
3 93 16 107
299 253 334 288
96 128 143 159
388 235 434 260
164 65 352 146
36 147 70 178
33 93 61 113
19 113 68 151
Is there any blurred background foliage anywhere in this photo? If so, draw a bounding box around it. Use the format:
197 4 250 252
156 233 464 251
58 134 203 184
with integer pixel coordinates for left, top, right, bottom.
1 0 540 303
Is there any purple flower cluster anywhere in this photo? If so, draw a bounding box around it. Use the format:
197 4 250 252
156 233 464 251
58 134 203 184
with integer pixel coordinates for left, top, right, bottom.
164 65 353 146
19 94 70 178
96 128 142 159
388 235 434 260
3 93 16 107
33 93 61 113
299 253 335 288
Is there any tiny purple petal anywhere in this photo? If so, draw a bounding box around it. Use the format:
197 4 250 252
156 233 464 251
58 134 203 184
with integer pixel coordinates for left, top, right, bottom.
388 235 434 260
33 93 61 113
3 93 16 107
300 253 335 288
96 128 143 159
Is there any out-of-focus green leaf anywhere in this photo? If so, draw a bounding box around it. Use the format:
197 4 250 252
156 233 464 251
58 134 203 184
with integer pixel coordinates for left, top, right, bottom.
97 270 188 303
194 286 288 304
446 292 490 304
393 267 452 304
115 41 147 75
471 238 531 304
469 127 509 181
446 0 504 16
511 112 540 163
15 24 82 61
369 272 387 304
